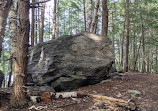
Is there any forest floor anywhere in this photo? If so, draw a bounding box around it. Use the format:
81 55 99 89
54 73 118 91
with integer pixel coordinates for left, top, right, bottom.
1 72 158 111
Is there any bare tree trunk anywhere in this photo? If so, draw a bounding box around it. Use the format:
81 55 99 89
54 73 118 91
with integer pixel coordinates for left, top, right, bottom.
111 8 115 60
83 0 86 31
132 30 136 71
156 45 158 73
0 0 12 67
8 57 12 87
31 0 35 46
120 17 126 72
11 0 30 107
9 0 17 58
69 0 72 35
150 48 153 73
0 70 4 87
138 0 146 73
2 43 5 87
56 0 59 37
35 7 38 44
87 0 92 32
147 47 150 73
125 0 130 72
8 0 18 87
90 0 100 33
102 0 108 37
39 0 45 42
133 36 141 71
52 0 57 39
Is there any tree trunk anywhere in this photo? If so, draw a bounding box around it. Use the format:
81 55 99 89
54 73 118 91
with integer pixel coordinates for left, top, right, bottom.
31 0 35 46
11 0 30 107
83 0 86 31
132 30 136 71
35 9 37 44
56 0 59 37
69 0 72 35
150 48 153 73
0 0 12 67
8 57 12 87
138 0 146 73
8 0 18 87
2 43 5 87
52 0 57 39
147 47 150 73
39 0 45 42
0 70 4 87
87 0 92 32
125 0 130 72
156 45 158 73
120 16 126 72
9 0 17 58
90 0 100 33
102 0 108 37
35 5 38 45
111 8 115 60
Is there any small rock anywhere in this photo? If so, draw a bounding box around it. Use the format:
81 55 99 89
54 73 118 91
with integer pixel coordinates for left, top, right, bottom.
128 90 141 96
116 92 122 98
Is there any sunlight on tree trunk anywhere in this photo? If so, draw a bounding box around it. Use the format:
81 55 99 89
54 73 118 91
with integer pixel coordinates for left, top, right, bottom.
56 0 59 37
90 0 100 33
35 6 38 44
52 0 57 39
87 0 92 32
83 0 86 31
31 0 35 46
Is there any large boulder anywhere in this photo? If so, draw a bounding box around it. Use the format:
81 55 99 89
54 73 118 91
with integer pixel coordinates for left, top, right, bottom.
27 32 114 91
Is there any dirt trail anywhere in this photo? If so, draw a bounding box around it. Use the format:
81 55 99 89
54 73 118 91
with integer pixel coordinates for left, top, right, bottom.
1 72 158 111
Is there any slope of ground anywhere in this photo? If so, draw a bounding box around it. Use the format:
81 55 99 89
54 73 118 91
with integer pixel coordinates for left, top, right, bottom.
0 72 158 111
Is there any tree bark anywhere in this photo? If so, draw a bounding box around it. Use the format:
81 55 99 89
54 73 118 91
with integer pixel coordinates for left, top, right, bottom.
11 0 30 107
8 0 17 87
150 48 153 73
2 43 5 87
132 29 136 71
31 0 35 46
0 70 4 87
120 16 126 72
147 47 150 73
102 0 108 37
9 0 17 58
90 0 100 33
39 0 45 42
125 0 130 72
138 0 146 73
156 45 158 73
83 0 86 31
87 0 92 32
52 0 57 39
8 57 12 87
56 0 59 37
35 7 38 44
0 0 12 67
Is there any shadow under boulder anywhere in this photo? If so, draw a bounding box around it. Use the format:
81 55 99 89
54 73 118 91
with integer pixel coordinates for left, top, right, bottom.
27 32 114 91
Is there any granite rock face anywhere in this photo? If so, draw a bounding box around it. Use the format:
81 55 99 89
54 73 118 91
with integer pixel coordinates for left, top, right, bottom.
27 32 114 91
